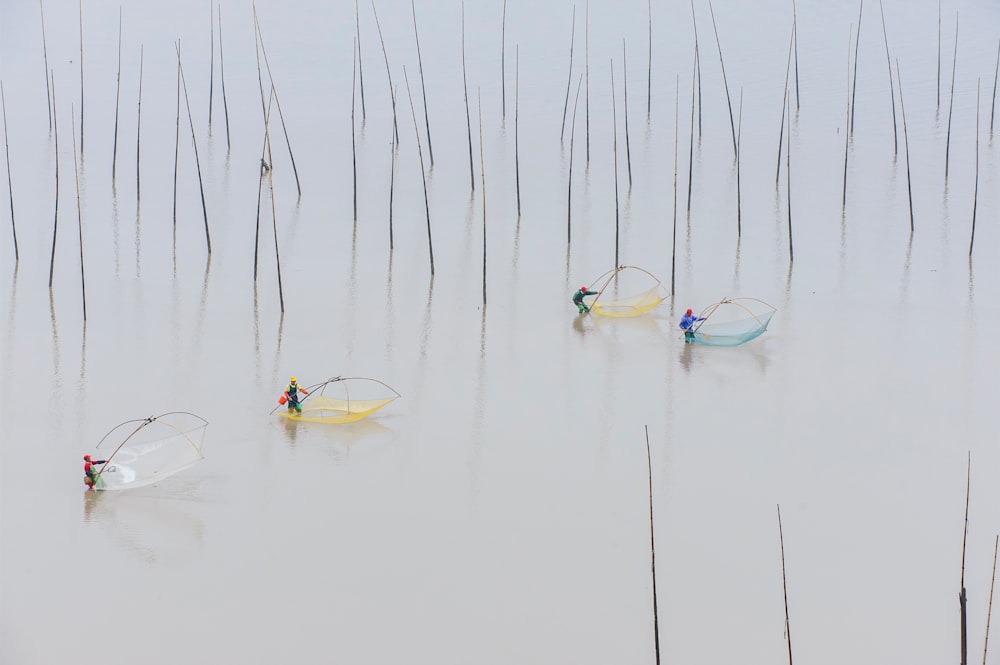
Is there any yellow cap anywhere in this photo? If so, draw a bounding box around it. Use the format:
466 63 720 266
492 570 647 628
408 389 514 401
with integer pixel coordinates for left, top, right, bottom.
290 376 297 383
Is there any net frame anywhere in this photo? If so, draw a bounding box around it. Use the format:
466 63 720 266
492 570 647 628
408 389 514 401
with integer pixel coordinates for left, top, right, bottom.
270 376 401 424
688 297 777 346
585 265 667 318
93 412 208 490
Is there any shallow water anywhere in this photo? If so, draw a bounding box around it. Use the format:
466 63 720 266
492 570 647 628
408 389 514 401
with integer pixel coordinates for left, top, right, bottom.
2 1 999 664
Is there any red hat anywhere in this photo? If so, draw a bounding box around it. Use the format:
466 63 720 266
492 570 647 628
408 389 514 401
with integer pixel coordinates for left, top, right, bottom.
686 308 693 315
84 454 91 461
580 286 588 292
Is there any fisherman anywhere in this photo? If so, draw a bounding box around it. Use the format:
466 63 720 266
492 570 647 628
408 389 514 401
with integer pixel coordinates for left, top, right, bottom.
679 308 706 342
572 285 599 314
282 376 309 413
83 454 107 490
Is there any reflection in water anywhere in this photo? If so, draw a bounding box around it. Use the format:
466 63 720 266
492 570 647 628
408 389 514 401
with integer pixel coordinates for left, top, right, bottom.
134 201 142 279
277 415 398 461
899 233 913 304
384 252 394 364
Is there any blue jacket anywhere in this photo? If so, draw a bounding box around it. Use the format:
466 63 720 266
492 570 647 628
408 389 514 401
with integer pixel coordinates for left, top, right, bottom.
679 312 705 330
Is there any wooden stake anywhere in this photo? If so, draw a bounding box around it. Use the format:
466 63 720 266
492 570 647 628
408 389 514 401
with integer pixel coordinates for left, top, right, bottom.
173 44 181 234
352 37 358 223
218 5 231 150
48 72 59 288
412 0 433 165
647 0 652 117
389 122 396 250
990 40 999 134
960 452 971 665
70 105 86 321
937 0 941 110
776 22 793 187
1 83 18 261
478 89 487 306
690 0 702 136
623 39 633 188
843 24 852 208
136 45 143 203
253 94 273 281
462 2 475 192
355 0 366 120
792 0 800 109
371 0 399 144
645 426 661 665
560 6 576 142
896 59 914 233
686 48 696 213
585 0 590 163
786 90 793 261
79 0 84 155
40 0 52 131
262 98 284 313
176 43 211 253
501 0 507 121
671 77 679 296
945 15 958 180
984 534 998 665
970 79 979 257
254 9 303 196
403 67 434 275
708 0 738 160
515 45 521 218
849 0 863 136
567 75 583 243
777 505 794 665
878 0 898 156
112 7 122 179
611 58 619 267
736 88 742 237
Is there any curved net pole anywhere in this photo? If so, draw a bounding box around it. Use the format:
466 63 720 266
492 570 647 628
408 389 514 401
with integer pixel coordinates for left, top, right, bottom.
587 266 623 310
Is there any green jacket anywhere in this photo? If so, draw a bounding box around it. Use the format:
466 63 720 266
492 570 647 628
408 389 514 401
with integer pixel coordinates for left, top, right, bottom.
572 289 598 304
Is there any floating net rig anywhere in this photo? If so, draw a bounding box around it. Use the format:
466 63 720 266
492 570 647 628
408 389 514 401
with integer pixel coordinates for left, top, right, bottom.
93 412 208 490
687 297 776 346
271 376 400 424
586 265 666 318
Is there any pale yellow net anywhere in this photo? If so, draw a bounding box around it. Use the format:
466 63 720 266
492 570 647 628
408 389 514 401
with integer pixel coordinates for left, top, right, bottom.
278 395 398 424
591 285 666 317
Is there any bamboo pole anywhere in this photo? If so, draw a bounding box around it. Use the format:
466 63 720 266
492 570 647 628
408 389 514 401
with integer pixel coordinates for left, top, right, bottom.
991 40 999 133
686 48 696 213
371 0 399 144
112 8 122 179
708 0 738 160
984 534 998 665
777 505 794 665
352 37 358 223
263 98 284 313
48 72 59 288
945 15 958 180
560 6 576 142
647 0 652 117
644 426 661 665
786 90 793 261
218 6 231 150
776 22 793 187
70 106 86 321
403 67 434 275
78 0 84 155
623 39 632 188
515 45 521 218
173 49 180 233
970 79 979 257
849 0 863 136
253 94 273 281
878 0 898 156
843 24 852 208
412 0 433 166
1 83 17 261
960 452 971 665
176 43 211 254
937 1 941 110
501 0 507 121
355 0 366 120
896 59 914 233
672 77 679 296
478 89 487 306
690 0 702 136
585 0 589 162
462 2 475 192
736 89 742 237
567 75 583 243
40 0 52 131
254 8 303 196
389 122 396 250
611 59 620 267
792 0 799 109
136 45 143 203
208 0 214 126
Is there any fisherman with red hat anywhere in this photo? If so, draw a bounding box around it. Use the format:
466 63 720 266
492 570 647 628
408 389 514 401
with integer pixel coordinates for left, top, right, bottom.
572 285 599 314
679 307 706 342
83 454 108 490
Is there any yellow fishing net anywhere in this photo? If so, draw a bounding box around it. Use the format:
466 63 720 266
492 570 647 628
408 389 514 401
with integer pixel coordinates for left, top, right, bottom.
278 395 398 424
591 285 665 317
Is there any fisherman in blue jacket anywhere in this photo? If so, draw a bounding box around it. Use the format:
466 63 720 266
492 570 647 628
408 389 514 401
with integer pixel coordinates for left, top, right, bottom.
679 308 705 342
572 286 598 314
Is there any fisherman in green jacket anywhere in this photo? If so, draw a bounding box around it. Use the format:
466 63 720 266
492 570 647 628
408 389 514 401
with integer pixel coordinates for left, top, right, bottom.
572 286 598 314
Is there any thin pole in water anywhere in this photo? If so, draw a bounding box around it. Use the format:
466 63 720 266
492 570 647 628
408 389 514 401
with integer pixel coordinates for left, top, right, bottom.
478 88 487 307
611 58 619 267
585 0 590 163
672 77 679 296
708 0 738 160
736 88 742 238
842 24 853 208
208 0 214 126
462 2 475 193
878 0 898 157
262 98 284 313
136 45 143 203
786 90 793 261
501 0 507 121
984 534 998 665
173 46 180 236
70 105 86 321
176 43 211 254
647 0 652 117
389 117 396 251
403 67 434 276
960 452 971 665
991 40 999 134
218 5 231 150
567 75 583 244
412 0 433 166
792 0 800 110
112 7 122 180
355 0 366 120
352 37 358 223
254 9 303 197
970 79 979 257
686 48 696 214
896 59 914 233
776 21 793 187
39 0 52 131
645 426 661 665
849 0 863 136
777 505 794 665
945 14 958 180
515 45 521 218
371 0 399 144
78 0 84 155
48 72 59 288
253 94 273 281
559 6 576 142
937 1 941 111
623 39 633 189
1 83 18 261
691 0 702 136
